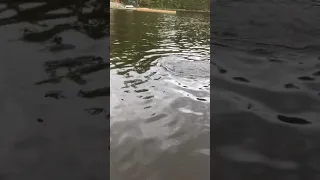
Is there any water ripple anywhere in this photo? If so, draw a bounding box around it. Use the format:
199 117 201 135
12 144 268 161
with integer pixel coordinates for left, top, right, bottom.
111 10 210 180
212 0 320 178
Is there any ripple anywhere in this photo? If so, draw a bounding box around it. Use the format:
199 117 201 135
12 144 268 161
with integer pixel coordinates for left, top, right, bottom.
218 145 299 170
111 10 209 180
298 76 315 81
232 77 250 83
212 0 320 179
312 70 320 76
0 1 109 179
277 115 311 125
145 114 168 123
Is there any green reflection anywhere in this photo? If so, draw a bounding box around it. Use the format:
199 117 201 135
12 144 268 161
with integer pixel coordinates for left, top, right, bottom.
110 10 209 75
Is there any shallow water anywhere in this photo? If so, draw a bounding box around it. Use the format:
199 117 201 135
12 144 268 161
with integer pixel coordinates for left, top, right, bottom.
212 1 320 179
110 10 210 180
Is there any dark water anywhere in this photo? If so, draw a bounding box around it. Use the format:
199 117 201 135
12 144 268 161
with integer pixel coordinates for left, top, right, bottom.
212 0 320 179
110 10 210 180
0 1 109 179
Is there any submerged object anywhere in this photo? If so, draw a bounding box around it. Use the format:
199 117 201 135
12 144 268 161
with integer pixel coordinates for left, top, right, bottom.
157 56 210 79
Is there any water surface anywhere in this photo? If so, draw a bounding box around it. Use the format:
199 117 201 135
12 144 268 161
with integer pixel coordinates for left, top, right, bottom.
212 1 320 179
110 10 210 180
0 1 109 179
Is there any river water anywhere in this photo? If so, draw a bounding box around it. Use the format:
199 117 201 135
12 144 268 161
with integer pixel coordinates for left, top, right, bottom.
2 1 320 179
212 1 320 179
0 2 109 179
110 10 210 180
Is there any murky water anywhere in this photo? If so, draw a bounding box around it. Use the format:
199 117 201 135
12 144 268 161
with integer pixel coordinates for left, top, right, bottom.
110 10 210 180
0 1 109 179
212 1 320 179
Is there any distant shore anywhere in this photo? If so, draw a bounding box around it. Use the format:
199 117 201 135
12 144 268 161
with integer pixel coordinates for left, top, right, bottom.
136 8 176 14
110 2 209 13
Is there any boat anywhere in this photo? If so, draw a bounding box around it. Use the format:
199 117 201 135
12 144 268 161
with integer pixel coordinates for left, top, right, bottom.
125 5 136 10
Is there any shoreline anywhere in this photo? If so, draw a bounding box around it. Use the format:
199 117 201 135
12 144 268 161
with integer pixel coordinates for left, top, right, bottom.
136 8 176 14
110 2 209 14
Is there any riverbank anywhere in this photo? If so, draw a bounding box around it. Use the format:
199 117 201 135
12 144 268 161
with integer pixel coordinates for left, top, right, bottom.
176 9 209 13
136 8 176 14
109 2 208 13
110 2 125 9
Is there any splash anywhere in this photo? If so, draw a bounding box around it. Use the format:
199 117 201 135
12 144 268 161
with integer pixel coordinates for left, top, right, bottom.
157 56 210 79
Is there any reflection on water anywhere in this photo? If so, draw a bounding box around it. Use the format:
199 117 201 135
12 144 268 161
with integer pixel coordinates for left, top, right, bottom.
110 10 210 180
0 1 109 179
212 0 320 179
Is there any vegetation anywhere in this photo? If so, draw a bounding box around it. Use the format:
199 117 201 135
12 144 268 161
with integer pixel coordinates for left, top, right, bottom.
120 0 210 11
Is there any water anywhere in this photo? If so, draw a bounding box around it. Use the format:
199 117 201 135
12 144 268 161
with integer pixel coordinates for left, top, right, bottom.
110 10 210 180
2 1 319 179
212 1 320 179
0 2 109 179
